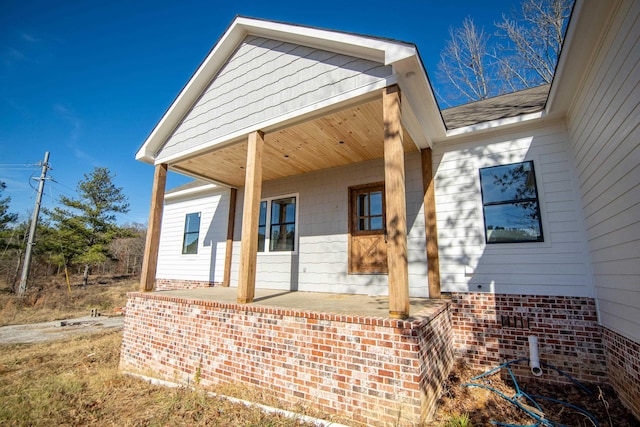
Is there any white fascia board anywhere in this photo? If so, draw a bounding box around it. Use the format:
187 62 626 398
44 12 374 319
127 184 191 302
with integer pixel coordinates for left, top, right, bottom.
546 0 618 118
444 110 545 138
154 76 397 165
400 98 429 150
235 17 416 65
394 56 447 148
168 165 236 189
164 183 220 201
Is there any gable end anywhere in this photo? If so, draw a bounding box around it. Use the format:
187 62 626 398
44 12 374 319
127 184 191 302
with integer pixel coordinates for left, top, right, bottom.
155 35 394 162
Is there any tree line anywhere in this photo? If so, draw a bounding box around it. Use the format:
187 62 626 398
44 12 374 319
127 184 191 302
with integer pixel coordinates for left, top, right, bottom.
0 167 145 292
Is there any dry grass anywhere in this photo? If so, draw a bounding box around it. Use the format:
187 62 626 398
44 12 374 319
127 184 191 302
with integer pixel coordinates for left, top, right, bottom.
0 277 331 426
0 331 318 426
1 277 637 426
0 276 138 326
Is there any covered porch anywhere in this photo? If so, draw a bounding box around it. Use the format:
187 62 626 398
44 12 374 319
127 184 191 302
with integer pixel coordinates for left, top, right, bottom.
135 18 447 319
139 85 443 318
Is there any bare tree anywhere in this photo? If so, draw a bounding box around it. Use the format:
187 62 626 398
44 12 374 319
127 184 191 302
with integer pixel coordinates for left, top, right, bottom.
436 0 574 106
437 17 493 106
495 0 573 88
109 223 146 276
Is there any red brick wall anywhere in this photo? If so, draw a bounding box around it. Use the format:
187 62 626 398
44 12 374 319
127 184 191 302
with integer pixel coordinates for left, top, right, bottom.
120 293 454 426
155 278 220 291
603 327 640 420
449 293 607 384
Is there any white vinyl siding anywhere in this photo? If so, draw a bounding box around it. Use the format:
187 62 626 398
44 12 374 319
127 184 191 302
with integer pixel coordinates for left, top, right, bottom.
228 152 430 297
156 189 230 283
433 123 593 296
566 0 640 342
157 35 392 160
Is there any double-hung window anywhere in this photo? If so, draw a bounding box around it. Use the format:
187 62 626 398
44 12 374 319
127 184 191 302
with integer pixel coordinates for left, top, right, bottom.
479 161 543 243
182 212 201 254
257 195 297 253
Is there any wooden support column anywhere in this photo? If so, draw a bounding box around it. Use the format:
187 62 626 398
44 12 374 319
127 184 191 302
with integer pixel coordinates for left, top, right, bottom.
383 85 410 319
140 163 167 292
222 188 237 287
421 148 441 298
237 131 264 303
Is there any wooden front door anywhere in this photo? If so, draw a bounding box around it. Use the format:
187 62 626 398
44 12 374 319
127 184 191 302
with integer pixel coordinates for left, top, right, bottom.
349 183 387 273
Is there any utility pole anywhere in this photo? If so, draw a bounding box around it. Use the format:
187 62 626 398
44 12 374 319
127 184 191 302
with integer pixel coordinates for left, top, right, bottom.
17 152 51 297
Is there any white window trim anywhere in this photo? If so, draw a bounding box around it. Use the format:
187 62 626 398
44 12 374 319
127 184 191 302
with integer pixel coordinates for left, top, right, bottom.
258 193 299 255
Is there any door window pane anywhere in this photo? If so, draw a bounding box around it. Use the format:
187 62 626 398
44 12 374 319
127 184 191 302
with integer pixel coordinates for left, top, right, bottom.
355 188 384 232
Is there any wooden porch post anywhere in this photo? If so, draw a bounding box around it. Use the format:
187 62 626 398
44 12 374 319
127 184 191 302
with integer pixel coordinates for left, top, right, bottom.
140 163 167 292
222 188 237 287
383 85 410 318
421 148 441 298
237 131 264 303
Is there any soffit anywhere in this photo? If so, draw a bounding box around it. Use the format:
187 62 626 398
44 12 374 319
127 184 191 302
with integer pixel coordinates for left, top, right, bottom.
172 98 417 188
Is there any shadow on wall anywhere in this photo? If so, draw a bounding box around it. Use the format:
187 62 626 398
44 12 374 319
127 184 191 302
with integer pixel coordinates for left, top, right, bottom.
433 129 606 384
202 189 231 284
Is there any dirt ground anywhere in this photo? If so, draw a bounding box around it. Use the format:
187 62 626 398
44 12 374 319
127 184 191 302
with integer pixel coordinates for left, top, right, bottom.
427 359 640 427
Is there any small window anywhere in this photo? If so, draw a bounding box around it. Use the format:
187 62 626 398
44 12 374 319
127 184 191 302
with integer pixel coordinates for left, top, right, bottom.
479 161 543 243
257 195 297 253
182 212 201 254
270 197 296 252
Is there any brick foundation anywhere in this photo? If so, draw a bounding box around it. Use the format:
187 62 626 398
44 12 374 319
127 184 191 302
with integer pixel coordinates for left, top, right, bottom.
155 278 221 291
603 327 640 419
450 293 607 384
120 293 454 426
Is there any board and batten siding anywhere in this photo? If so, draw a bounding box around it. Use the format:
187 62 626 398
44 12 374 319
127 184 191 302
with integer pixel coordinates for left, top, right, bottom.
156 36 393 161
566 0 640 342
228 152 430 297
432 123 593 297
156 189 230 283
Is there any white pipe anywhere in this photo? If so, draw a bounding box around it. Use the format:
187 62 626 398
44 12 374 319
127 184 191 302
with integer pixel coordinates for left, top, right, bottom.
528 335 543 376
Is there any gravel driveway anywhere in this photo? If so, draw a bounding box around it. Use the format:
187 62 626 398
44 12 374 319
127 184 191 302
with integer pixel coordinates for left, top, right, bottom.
0 315 124 345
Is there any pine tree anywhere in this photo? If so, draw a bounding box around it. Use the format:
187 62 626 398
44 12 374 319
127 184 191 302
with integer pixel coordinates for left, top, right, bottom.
47 167 130 285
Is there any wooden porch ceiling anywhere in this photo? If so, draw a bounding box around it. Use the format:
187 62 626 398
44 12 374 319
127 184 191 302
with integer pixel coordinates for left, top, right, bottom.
172 98 418 188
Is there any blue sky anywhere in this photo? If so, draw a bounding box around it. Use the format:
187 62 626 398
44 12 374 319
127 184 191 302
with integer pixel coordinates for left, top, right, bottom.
1 0 519 225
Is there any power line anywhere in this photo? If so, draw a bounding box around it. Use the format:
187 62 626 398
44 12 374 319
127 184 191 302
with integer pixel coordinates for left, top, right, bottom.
0 163 40 168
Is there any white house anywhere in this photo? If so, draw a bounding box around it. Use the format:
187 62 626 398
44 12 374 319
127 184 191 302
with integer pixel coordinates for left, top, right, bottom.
127 0 639 422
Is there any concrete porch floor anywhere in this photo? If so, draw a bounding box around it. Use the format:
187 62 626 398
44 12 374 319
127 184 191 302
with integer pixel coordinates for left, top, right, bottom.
155 287 449 319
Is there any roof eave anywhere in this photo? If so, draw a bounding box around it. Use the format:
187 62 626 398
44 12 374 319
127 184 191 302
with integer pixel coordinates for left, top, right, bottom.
136 17 428 164
545 0 619 119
